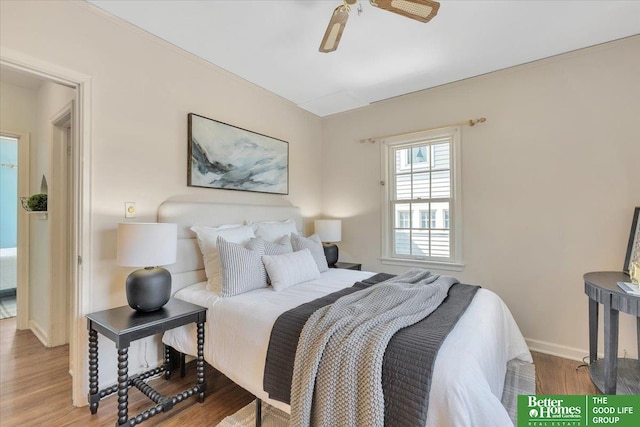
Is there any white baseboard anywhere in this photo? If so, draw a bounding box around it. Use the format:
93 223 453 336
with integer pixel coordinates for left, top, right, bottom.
29 319 49 347
526 338 604 362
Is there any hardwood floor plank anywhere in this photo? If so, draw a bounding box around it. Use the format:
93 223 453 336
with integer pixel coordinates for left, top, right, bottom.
531 351 597 395
1 317 599 427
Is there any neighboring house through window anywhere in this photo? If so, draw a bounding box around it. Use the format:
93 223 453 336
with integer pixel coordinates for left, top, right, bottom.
381 126 462 269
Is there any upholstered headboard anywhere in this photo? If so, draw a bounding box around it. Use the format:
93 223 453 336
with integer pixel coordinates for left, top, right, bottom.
157 201 303 294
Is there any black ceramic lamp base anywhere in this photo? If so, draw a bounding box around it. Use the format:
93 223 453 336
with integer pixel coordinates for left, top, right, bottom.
323 243 339 267
126 267 171 312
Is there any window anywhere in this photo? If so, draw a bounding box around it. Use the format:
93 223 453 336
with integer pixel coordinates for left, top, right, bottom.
419 210 437 229
381 127 462 268
397 210 410 228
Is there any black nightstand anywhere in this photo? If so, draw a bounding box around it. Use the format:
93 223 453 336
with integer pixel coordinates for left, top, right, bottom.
86 298 207 426
332 262 362 271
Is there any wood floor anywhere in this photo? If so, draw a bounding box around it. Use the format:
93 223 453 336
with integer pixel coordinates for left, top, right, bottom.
0 317 596 427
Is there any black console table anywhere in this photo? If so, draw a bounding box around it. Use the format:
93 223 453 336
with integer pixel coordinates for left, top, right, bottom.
86 298 207 426
584 271 640 395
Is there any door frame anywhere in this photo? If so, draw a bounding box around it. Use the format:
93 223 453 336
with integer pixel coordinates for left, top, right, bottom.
0 129 29 331
49 102 74 347
1 48 92 407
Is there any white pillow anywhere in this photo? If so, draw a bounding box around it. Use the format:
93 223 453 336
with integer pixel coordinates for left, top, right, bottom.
262 249 321 292
262 235 293 256
191 224 256 293
252 219 298 242
290 233 329 272
217 236 267 297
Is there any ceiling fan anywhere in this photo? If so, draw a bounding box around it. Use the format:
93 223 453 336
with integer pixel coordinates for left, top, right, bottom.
319 0 440 53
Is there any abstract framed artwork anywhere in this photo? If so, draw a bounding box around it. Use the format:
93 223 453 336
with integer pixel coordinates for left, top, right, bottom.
623 206 640 274
188 113 289 195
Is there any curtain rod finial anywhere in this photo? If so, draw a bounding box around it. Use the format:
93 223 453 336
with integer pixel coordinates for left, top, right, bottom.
469 117 487 126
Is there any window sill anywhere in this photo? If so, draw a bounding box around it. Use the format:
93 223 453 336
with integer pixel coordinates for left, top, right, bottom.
379 257 465 272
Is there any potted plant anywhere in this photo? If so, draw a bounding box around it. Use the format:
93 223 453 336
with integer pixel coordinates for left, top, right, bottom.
26 193 47 211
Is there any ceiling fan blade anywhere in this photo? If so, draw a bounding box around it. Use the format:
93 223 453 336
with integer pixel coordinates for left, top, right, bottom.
319 5 350 53
370 0 440 23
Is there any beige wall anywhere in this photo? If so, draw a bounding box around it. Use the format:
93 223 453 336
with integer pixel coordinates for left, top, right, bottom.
0 81 38 135
321 35 640 359
1 0 323 393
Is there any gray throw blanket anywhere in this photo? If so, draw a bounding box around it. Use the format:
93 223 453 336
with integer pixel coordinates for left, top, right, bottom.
289 269 459 427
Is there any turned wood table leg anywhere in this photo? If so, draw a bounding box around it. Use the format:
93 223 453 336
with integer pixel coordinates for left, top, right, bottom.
117 347 129 426
196 322 206 403
88 328 99 414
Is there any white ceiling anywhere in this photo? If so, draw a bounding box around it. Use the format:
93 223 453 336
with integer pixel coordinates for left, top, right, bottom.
88 0 640 117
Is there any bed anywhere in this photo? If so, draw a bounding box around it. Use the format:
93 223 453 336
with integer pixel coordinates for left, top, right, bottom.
158 201 532 426
0 247 17 291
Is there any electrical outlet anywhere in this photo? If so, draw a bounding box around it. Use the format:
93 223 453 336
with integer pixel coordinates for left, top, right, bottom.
125 202 136 218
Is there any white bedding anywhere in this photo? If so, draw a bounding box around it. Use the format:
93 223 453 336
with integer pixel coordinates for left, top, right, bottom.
0 247 17 291
162 269 531 427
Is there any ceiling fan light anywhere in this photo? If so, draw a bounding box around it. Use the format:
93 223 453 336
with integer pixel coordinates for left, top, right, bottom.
370 0 440 23
319 6 350 53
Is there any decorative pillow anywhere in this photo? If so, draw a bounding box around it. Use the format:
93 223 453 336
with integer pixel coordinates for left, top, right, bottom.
262 249 321 292
290 233 329 272
252 219 298 242
190 224 256 293
262 235 293 256
217 236 267 297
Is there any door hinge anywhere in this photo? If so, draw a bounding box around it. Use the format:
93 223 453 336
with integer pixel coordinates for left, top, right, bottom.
77 255 83 266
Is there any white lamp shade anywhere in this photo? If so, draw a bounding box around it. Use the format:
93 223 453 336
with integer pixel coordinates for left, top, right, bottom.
314 219 342 242
117 223 177 267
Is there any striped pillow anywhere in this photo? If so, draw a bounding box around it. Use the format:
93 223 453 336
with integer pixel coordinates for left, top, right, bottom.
191 224 255 293
217 236 267 297
263 235 293 255
290 233 329 272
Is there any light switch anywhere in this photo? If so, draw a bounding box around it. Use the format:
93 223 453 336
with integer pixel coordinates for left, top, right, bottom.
125 202 136 218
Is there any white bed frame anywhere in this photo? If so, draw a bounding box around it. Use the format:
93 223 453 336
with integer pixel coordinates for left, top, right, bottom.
157 200 303 295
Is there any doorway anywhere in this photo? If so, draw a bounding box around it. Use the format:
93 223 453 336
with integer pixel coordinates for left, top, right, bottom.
0 129 30 330
0 135 19 320
0 56 91 407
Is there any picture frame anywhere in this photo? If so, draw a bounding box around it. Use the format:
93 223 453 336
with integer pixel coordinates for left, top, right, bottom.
188 113 289 195
623 206 640 274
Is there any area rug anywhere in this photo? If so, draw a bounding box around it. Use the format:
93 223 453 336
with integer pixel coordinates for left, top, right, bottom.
0 294 17 320
217 400 288 427
501 359 536 425
217 360 536 427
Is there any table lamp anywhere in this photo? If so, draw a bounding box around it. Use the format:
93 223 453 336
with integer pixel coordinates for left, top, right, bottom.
314 219 342 267
117 222 177 312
